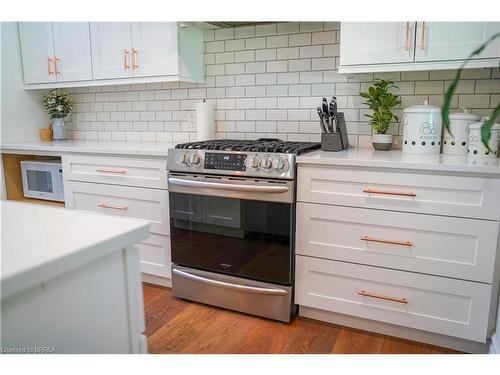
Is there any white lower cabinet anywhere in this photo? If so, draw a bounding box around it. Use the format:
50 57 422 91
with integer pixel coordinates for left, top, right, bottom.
295 255 492 343
64 180 169 236
136 233 172 279
63 154 171 282
296 203 498 283
296 162 500 349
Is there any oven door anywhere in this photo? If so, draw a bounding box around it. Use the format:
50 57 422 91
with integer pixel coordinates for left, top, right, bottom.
168 173 294 286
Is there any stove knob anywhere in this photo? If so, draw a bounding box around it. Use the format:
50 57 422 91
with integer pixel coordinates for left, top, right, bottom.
247 155 260 169
260 157 273 171
274 157 290 172
178 152 189 165
188 153 202 167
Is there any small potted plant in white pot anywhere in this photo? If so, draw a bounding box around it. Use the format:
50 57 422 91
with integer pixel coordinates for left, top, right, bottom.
42 89 73 141
360 79 401 151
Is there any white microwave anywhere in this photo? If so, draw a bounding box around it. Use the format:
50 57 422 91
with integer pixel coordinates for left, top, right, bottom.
21 160 65 202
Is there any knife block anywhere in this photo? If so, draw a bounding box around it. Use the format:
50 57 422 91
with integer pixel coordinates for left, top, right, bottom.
321 112 349 152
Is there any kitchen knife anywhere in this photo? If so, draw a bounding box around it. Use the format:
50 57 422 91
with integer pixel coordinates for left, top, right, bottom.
328 102 337 134
322 98 329 115
317 107 328 133
330 96 340 134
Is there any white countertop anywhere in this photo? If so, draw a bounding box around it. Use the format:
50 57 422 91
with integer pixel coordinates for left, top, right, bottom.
0 140 175 157
297 148 500 176
1 201 150 299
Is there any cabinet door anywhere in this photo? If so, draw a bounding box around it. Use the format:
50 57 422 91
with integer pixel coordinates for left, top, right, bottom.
90 22 133 79
131 22 178 77
18 22 56 84
415 22 500 62
340 22 415 66
52 22 92 82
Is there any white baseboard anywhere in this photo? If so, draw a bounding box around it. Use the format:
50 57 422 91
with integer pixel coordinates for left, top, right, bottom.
300 306 490 354
141 273 171 288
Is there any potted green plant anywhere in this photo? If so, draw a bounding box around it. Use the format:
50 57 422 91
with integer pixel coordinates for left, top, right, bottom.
42 89 73 141
359 79 401 151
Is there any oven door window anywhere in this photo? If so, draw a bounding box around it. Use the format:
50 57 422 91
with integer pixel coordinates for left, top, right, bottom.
169 192 292 286
26 170 53 193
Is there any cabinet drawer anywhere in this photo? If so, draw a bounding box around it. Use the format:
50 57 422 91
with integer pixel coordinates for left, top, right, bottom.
296 203 498 283
295 256 492 342
62 154 167 189
65 181 169 235
137 234 171 279
297 165 500 220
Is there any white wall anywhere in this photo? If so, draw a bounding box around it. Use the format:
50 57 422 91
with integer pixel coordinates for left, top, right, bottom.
1 22 47 143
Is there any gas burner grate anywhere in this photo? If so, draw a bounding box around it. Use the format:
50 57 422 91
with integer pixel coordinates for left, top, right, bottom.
175 139 321 155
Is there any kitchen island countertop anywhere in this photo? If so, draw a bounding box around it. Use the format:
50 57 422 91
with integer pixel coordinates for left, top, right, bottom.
1 201 150 299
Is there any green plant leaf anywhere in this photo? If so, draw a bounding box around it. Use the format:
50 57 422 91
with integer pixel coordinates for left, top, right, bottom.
442 32 500 138
481 104 500 150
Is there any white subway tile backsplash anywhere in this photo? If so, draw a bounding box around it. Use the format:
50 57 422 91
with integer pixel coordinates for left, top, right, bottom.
277 47 300 60
255 24 277 37
255 49 277 61
266 85 288 97
289 33 311 47
266 61 288 73
245 61 266 74
234 26 255 39
67 22 499 148
225 39 245 52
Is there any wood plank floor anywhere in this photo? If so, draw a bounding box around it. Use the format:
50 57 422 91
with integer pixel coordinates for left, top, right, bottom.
143 283 461 354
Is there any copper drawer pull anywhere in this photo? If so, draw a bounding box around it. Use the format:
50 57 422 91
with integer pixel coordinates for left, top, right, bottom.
48 56 54 75
124 49 130 69
54 56 61 74
363 188 416 197
358 290 408 304
361 235 412 247
132 48 139 69
95 167 127 174
404 22 410 50
419 21 426 49
98 203 128 210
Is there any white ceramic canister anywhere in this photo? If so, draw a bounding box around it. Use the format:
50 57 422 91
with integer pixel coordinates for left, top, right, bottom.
402 101 442 155
442 109 479 156
468 116 500 160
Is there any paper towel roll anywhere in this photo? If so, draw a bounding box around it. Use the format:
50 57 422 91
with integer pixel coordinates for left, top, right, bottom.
196 100 215 141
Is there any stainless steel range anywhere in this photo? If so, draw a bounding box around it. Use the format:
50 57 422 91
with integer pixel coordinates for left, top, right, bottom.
166 139 320 322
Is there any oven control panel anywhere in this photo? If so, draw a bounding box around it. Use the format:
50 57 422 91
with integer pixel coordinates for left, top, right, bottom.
204 153 247 171
168 149 295 179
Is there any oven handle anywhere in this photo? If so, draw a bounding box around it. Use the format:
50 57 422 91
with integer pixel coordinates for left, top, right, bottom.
168 177 289 193
172 268 289 296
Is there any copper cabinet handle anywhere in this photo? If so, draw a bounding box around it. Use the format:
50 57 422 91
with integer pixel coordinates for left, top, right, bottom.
132 48 139 68
98 203 128 211
48 56 54 75
419 21 426 49
404 22 410 50
124 49 130 69
362 188 416 197
361 235 412 247
54 56 61 74
358 290 408 304
95 167 128 174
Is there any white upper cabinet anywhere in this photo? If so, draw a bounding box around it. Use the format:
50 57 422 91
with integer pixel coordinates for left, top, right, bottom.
19 22 92 84
19 22 204 89
18 23 56 84
414 22 500 62
340 22 415 65
339 22 500 73
130 22 178 78
90 22 134 80
52 23 93 82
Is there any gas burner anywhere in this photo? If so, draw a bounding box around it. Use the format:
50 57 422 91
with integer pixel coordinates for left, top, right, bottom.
175 138 320 156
